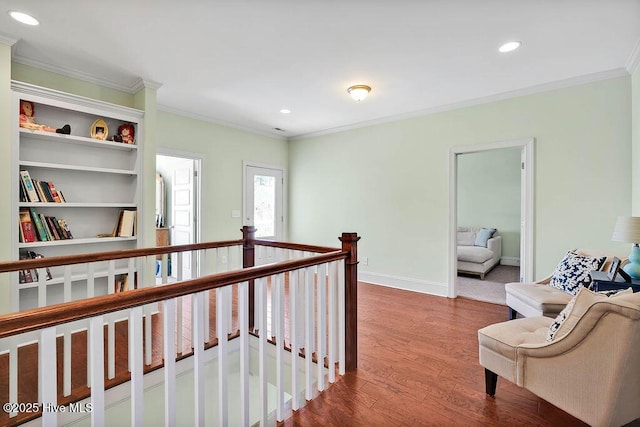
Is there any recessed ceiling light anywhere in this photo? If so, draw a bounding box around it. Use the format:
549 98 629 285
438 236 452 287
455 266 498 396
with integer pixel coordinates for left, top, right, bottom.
498 41 522 53
9 11 39 26
280 109 291 114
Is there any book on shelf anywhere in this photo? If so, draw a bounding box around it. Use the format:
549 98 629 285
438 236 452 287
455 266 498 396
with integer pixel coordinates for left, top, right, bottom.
19 170 39 203
58 218 73 239
18 250 53 284
107 210 137 238
39 213 54 241
19 209 36 242
29 207 49 241
47 182 63 203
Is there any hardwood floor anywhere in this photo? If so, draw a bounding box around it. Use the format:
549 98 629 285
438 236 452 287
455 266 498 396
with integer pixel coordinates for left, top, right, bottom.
0 281 593 426
281 283 588 427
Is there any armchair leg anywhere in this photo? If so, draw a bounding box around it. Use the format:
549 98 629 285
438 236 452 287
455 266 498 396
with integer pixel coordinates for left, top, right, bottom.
509 307 518 320
485 369 498 397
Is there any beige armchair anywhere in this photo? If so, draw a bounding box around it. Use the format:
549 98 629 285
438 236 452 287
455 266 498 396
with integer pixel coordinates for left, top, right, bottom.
505 249 622 319
478 288 640 427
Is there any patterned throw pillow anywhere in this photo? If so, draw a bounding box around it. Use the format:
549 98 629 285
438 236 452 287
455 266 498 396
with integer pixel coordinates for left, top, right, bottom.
549 251 607 296
546 287 633 341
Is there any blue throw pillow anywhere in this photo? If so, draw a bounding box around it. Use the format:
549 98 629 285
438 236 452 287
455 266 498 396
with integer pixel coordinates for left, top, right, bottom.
474 228 496 247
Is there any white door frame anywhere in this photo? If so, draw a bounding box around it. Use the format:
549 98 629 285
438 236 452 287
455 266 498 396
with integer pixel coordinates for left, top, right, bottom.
448 138 534 298
156 148 203 275
242 161 287 241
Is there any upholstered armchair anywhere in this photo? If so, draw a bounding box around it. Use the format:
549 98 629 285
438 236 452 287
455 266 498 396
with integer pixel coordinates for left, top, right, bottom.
478 288 640 426
505 249 622 319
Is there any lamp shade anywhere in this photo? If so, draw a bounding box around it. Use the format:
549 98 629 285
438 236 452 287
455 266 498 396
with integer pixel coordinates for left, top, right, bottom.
612 216 640 243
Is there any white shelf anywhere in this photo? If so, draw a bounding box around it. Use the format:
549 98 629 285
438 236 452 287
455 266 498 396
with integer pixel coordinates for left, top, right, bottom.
18 236 137 248
19 267 134 289
19 128 138 151
20 202 137 208
20 160 136 176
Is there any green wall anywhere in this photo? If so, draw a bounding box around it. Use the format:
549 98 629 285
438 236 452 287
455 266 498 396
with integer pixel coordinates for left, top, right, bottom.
155 111 288 241
457 148 521 260
633 65 640 215
289 76 632 292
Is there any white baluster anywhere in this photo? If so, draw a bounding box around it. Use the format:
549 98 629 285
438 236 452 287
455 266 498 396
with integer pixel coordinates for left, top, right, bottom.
107 261 116 379
64 328 71 396
63 265 71 303
40 327 57 427
9 340 18 417
193 291 205 427
87 263 95 298
328 261 338 383
163 299 176 427
305 266 314 400
37 266 46 307
338 260 346 375
238 281 250 426
275 273 285 421
216 287 229 426
176 252 184 355
258 277 268 425
89 315 105 427
289 269 300 410
130 306 144 426
317 263 327 392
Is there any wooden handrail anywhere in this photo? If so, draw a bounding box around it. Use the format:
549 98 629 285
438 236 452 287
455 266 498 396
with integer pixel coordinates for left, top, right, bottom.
254 239 340 254
0 250 348 339
1 239 244 272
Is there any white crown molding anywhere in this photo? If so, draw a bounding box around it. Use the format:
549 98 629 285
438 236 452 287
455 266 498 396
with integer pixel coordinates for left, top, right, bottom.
0 33 18 47
11 80 144 120
131 78 163 93
290 67 630 141
626 38 640 74
156 104 288 141
11 53 143 94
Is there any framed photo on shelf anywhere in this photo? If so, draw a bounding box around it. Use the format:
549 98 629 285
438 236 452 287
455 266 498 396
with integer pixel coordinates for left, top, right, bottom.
90 118 108 140
608 256 621 280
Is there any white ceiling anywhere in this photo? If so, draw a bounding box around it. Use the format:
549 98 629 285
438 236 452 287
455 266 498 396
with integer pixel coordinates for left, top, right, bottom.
2 1 640 139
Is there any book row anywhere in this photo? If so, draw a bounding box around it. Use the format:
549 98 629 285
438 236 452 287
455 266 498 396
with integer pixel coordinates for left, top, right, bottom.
19 250 53 284
20 170 66 203
19 208 73 243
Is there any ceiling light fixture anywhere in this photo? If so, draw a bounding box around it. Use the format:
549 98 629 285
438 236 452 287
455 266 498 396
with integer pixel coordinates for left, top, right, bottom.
9 11 39 26
280 109 291 114
347 85 371 102
498 41 522 53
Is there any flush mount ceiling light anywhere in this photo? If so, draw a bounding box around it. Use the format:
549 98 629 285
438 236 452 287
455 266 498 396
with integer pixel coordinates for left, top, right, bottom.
279 109 291 114
9 11 39 26
498 41 522 53
347 85 371 102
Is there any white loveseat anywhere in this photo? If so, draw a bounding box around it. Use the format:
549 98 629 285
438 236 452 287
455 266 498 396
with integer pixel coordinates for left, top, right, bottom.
457 227 502 279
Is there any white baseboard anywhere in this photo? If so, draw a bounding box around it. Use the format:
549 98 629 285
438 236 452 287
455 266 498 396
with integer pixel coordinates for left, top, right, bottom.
501 257 520 266
359 271 448 297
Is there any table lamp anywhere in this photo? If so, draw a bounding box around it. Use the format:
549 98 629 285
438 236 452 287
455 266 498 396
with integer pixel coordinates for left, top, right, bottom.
612 216 640 279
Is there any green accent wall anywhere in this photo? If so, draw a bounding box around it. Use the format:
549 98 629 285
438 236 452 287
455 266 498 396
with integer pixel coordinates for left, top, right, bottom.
457 148 521 260
289 77 632 284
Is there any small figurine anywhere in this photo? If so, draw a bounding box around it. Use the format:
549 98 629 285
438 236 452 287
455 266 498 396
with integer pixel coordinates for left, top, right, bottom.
19 100 71 134
113 123 135 144
90 119 108 140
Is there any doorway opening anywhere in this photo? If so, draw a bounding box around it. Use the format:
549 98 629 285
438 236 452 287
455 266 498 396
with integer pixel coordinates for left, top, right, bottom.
156 152 202 280
449 139 534 300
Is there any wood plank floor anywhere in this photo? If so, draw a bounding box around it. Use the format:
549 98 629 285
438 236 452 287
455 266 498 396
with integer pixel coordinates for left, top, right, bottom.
0 280 603 426
281 282 589 427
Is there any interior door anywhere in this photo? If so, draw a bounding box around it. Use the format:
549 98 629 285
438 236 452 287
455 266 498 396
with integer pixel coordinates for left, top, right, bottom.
245 165 284 241
171 158 196 279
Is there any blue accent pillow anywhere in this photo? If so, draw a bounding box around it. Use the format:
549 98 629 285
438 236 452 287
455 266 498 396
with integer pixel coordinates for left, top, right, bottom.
474 228 496 247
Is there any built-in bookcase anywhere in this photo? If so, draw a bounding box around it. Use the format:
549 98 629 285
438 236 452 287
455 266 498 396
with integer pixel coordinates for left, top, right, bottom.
11 81 144 310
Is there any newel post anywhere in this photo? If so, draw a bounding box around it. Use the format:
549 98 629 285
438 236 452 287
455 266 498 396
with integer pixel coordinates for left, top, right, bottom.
242 226 256 330
340 232 360 371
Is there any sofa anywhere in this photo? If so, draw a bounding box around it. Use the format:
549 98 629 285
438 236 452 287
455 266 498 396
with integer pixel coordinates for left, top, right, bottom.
457 227 502 279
